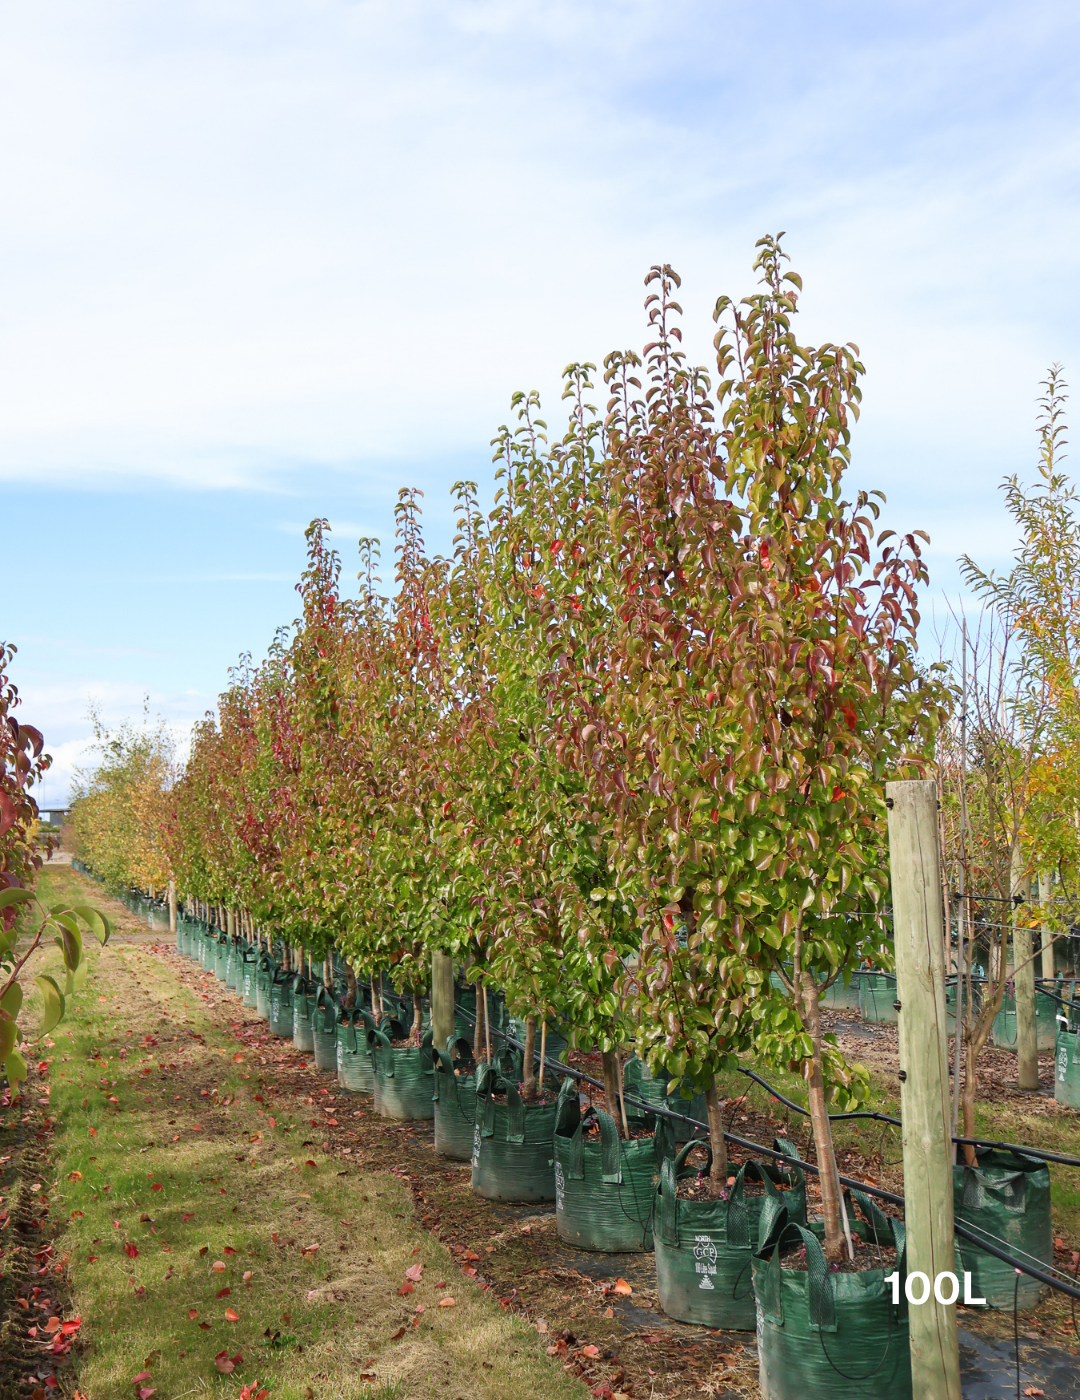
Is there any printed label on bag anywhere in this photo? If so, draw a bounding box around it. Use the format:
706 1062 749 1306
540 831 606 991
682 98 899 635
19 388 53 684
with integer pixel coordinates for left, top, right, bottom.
472 1123 482 1170
554 1162 565 1211
1059 1045 1070 1082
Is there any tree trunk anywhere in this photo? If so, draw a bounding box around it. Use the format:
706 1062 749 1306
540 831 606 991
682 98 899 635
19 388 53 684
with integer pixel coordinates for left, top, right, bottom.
412 991 424 1045
801 971 845 1260
601 1050 623 1137
1040 871 1055 978
168 880 177 938
522 1016 537 1100
344 962 357 1009
704 1082 728 1196
473 985 487 1063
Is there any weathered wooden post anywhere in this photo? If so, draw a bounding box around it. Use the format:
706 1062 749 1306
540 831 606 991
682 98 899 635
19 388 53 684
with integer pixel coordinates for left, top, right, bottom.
1014 856 1038 1090
431 950 455 1051
887 779 962 1400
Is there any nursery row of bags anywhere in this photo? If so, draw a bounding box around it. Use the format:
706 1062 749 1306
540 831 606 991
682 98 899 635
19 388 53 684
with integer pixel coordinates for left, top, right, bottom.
177 922 1056 1400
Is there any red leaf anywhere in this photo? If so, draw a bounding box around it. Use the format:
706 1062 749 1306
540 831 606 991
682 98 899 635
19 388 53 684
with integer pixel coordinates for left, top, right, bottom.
123 1243 139 1259
132 1372 152 1383
151 1184 163 1192
404 1262 423 1282
188 1309 198 1320
223 1246 237 1255
462 1250 479 1262
61 1318 81 1335
216 1287 231 1298
225 1307 239 1321
138 1390 156 1400
397 1282 414 1296
390 1327 405 1340
181 1214 195 1223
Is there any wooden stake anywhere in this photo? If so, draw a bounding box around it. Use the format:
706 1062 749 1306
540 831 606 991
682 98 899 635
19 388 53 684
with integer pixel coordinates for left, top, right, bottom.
538 1022 547 1097
1014 848 1038 1090
886 779 962 1400
431 951 455 1052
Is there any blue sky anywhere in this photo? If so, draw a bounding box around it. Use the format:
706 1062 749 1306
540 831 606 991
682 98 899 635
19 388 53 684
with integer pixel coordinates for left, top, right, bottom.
4 0 1080 800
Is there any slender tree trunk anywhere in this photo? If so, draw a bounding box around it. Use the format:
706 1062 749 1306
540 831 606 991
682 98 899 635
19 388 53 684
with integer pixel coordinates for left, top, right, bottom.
601 1049 623 1137
801 971 844 1260
522 1015 537 1100
704 1081 728 1196
1040 872 1056 979
323 956 333 992
344 962 357 1009
473 986 487 1063
616 1051 630 1138
538 1022 547 1097
412 990 423 1045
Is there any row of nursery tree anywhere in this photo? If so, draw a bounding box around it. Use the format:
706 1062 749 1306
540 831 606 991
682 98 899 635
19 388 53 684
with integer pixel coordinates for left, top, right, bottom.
70 238 1080 1262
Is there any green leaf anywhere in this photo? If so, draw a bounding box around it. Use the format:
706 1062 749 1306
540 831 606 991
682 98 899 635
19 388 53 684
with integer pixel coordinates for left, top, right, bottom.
53 924 82 973
0 1013 16 1063
64 959 88 997
5 1048 27 1089
0 889 34 911
34 975 65 1037
69 905 112 947
0 983 22 1020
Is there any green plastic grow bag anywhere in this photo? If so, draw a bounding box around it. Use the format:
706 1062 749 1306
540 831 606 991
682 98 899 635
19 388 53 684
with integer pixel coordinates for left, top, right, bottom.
214 935 229 981
991 991 1059 1051
623 1057 706 1143
554 1089 674 1253
654 1138 806 1328
432 1037 477 1160
471 1065 558 1203
370 1028 435 1120
255 956 275 1020
197 929 210 970
1056 1027 1080 1108
859 973 898 1023
753 1204 912 1400
225 940 242 992
292 978 315 1053
269 971 294 1039
954 1148 1053 1308
337 1008 375 1093
311 987 338 1073
241 951 258 1009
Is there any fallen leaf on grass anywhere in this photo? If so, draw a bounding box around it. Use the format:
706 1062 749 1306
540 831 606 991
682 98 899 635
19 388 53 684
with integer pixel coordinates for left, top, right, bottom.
580 1344 600 1358
214 1350 243 1374
404 1262 423 1282
62 1319 81 1336
300 1243 319 1257
224 1246 237 1255
613 1278 633 1296
188 1309 198 1320
438 1297 456 1308
43 1317 61 1333
123 1243 139 1259
133 1372 152 1384
70 1210 83 1220
225 1308 239 1321
181 1213 195 1223
390 1327 405 1341
243 1271 252 1284
138 1389 156 1400
536 1320 548 1333
462 1250 479 1262
604 1306 614 1318
151 1184 163 1192
199 1246 209 1257
397 1283 414 1296
199 1322 211 1330
67 1171 82 1182
212 1261 226 1272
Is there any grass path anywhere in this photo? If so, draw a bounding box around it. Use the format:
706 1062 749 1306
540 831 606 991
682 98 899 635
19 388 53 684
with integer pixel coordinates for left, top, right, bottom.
21 869 585 1400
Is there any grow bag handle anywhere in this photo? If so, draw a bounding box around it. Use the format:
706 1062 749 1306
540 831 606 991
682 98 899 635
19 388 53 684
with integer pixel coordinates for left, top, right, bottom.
367 1026 393 1075
554 1075 580 1137
242 946 258 965
378 1014 406 1041
502 1081 525 1144
569 1108 621 1184
431 1047 457 1105
758 1221 838 1333
340 1007 373 1053
271 968 294 989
